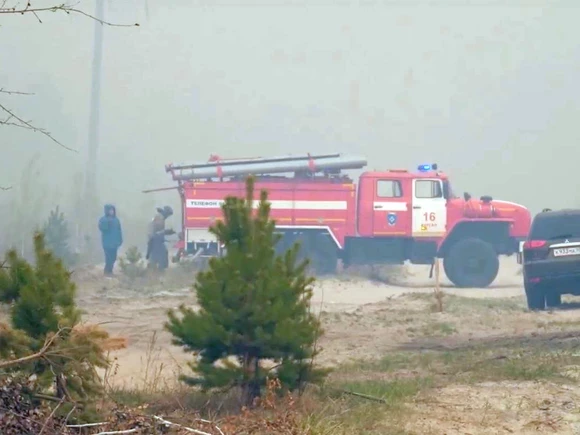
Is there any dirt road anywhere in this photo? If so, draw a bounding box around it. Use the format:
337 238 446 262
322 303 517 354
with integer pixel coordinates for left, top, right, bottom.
79 257 526 382
76 257 580 434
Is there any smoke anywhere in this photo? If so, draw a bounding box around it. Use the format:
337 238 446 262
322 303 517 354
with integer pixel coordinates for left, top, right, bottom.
1 1 577 252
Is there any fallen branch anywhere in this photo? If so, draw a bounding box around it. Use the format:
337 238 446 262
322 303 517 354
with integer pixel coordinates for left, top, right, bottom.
339 389 387 403
95 430 138 435
153 415 214 435
68 416 222 435
33 393 76 405
307 381 387 404
0 328 67 369
67 422 107 428
68 422 140 434
196 418 225 435
63 404 78 426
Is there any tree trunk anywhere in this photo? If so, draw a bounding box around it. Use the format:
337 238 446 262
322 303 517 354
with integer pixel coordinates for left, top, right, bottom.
55 373 67 399
241 355 261 407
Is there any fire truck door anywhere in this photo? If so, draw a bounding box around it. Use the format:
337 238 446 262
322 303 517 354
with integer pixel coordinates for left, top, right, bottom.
372 178 408 235
411 179 446 237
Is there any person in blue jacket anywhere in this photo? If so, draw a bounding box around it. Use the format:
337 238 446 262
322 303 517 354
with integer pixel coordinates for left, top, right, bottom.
98 204 123 276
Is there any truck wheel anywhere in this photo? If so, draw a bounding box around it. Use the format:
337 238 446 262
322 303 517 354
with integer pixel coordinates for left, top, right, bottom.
443 238 499 288
309 233 338 276
545 292 562 309
317 246 338 276
525 282 546 311
442 259 456 285
294 232 337 276
313 254 337 275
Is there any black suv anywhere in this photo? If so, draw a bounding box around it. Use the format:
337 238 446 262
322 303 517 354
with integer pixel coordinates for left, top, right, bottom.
521 209 580 310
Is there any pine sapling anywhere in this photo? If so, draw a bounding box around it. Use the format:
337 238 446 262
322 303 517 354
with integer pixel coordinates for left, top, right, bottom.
118 246 147 280
43 206 77 267
0 232 124 405
166 176 328 406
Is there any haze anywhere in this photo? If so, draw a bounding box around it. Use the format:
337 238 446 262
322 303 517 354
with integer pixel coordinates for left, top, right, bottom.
1 0 578 251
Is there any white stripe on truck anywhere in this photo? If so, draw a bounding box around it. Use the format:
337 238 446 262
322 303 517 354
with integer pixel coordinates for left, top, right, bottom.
372 201 408 211
186 199 348 210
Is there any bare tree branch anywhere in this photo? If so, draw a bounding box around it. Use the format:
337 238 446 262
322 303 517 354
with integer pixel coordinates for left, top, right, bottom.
0 2 140 28
38 396 66 435
0 88 33 96
0 2 139 158
0 102 75 151
0 185 11 191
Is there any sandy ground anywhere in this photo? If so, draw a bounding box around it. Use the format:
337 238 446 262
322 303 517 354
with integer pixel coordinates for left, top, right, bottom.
71 256 580 434
78 256 526 381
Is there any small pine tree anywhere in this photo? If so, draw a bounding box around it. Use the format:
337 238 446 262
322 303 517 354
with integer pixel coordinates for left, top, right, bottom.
166 177 328 406
42 206 77 267
118 246 147 280
0 232 120 404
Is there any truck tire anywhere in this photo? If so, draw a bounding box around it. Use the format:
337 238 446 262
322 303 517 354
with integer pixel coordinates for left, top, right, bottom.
443 238 499 288
442 259 455 285
297 233 338 276
525 282 546 311
545 292 562 309
312 251 337 275
307 233 337 276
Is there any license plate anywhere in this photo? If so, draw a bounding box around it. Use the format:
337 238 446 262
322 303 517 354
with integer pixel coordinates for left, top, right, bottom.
553 247 580 257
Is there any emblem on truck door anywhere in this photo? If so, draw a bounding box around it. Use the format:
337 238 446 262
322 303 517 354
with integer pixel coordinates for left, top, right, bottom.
387 212 397 226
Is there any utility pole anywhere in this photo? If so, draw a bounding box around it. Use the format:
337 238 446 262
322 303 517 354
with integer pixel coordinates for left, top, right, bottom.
83 0 104 257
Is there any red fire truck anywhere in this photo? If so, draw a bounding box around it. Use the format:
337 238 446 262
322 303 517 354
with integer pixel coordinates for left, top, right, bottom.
162 153 531 288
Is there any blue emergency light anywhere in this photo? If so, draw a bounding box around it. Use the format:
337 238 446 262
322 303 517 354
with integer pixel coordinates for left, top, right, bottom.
417 163 438 172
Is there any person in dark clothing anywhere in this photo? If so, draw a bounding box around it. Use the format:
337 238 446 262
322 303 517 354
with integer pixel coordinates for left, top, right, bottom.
98 204 123 276
146 205 174 271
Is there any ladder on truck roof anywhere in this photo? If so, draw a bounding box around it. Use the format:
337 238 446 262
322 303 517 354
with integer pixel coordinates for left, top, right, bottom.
165 153 368 181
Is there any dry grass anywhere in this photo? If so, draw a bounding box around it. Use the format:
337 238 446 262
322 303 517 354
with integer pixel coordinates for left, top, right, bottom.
402 292 526 314
83 280 580 434
101 331 419 434
98 322 580 434
116 260 202 291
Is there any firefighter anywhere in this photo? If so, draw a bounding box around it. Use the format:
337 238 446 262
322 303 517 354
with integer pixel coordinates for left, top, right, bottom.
98 204 123 276
146 205 175 270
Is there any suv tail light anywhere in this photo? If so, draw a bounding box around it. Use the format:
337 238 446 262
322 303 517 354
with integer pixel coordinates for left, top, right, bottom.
523 240 548 261
523 240 547 249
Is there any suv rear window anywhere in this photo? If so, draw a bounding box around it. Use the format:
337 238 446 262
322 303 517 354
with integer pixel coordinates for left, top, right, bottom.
530 213 580 240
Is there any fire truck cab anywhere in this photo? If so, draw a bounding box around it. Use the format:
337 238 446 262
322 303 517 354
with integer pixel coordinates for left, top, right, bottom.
347 165 531 287
161 154 531 289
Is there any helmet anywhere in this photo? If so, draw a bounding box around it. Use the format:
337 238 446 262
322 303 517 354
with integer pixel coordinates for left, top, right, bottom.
163 205 174 216
156 205 174 218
